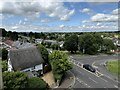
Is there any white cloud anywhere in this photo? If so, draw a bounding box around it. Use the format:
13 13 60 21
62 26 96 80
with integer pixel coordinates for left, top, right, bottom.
0 14 3 20
91 13 118 22
0 1 75 21
3 22 118 32
112 8 120 15
11 26 18 29
18 20 22 25
82 20 90 23
40 19 50 23
59 24 65 28
24 18 28 21
96 22 102 26
80 8 91 13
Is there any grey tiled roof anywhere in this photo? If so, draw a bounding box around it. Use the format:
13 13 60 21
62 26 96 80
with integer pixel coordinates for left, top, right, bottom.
9 47 44 71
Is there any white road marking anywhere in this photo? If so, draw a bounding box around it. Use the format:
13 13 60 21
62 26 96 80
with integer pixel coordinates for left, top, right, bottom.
100 77 108 82
92 59 120 84
89 77 98 84
76 78 91 88
114 85 118 88
77 70 85 75
104 75 120 83
69 71 76 88
91 56 97 57
73 60 101 77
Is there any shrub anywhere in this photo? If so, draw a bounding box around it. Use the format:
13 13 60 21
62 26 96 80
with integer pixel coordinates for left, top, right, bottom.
37 44 49 64
28 77 48 89
3 71 28 89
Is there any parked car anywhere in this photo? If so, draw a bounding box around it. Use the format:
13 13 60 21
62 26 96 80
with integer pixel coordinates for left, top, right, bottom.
83 64 96 73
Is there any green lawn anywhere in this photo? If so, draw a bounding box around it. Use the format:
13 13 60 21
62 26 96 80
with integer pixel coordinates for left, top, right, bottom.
106 60 120 77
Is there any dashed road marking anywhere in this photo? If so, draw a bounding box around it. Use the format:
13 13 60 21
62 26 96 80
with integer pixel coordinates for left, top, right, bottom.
114 85 118 88
89 77 98 84
100 77 108 82
76 77 91 88
91 56 97 57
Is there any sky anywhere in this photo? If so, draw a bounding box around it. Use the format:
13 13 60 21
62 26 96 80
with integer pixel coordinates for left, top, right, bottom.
0 0 119 32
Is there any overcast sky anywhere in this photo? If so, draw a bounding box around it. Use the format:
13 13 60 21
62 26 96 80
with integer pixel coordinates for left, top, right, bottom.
0 0 119 32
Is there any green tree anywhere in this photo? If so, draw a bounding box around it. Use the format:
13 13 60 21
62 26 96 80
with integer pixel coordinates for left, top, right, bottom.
2 48 8 60
37 44 49 64
6 31 18 41
64 34 78 53
34 32 40 38
28 77 48 89
1 60 8 72
0 28 7 37
51 43 60 50
102 39 117 52
40 32 46 39
79 33 99 55
49 51 72 80
3 71 28 89
92 33 104 52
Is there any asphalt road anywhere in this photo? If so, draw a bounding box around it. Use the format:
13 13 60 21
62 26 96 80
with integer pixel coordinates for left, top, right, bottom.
69 54 119 89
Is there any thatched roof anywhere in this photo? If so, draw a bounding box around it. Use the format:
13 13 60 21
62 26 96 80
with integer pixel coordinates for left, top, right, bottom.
12 41 34 49
9 47 44 71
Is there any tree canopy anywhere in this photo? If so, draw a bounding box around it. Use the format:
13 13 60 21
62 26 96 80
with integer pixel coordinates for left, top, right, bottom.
2 48 8 60
79 33 99 55
49 51 72 80
64 34 78 53
3 71 48 89
37 44 49 64
3 71 28 89
1 60 8 72
28 77 48 89
102 39 117 52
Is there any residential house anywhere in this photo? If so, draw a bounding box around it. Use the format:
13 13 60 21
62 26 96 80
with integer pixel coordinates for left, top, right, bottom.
8 47 44 77
12 41 34 49
35 39 43 44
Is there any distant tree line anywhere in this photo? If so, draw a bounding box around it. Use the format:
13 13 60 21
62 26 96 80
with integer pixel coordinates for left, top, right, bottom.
64 33 117 55
1 28 18 41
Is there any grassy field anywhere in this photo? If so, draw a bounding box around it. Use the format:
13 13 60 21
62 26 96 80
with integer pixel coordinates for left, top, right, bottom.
106 60 120 77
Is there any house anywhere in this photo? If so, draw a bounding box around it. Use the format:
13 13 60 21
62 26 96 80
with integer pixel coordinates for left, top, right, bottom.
8 47 44 76
3 40 14 49
12 41 34 49
35 39 43 44
44 40 57 45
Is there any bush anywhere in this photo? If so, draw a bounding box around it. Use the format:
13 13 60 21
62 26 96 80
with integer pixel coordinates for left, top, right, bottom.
37 44 49 64
1 60 8 72
3 71 28 89
105 52 115 55
54 73 63 81
28 77 48 89
49 51 72 81
2 48 8 60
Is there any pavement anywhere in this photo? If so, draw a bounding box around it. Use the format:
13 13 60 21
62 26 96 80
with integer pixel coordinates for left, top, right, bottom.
69 54 119 89
58 70 75 88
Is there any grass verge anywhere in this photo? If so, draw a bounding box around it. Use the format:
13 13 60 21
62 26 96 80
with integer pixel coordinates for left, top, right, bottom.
106 60 120 77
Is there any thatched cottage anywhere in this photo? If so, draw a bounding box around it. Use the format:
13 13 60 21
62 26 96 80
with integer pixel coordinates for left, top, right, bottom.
8 47 44 76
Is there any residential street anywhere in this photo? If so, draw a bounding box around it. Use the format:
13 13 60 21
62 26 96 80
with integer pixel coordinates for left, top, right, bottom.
69 54 119 89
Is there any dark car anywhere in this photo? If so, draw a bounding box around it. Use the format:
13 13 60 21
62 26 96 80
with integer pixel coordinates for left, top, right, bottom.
83 64 96 73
